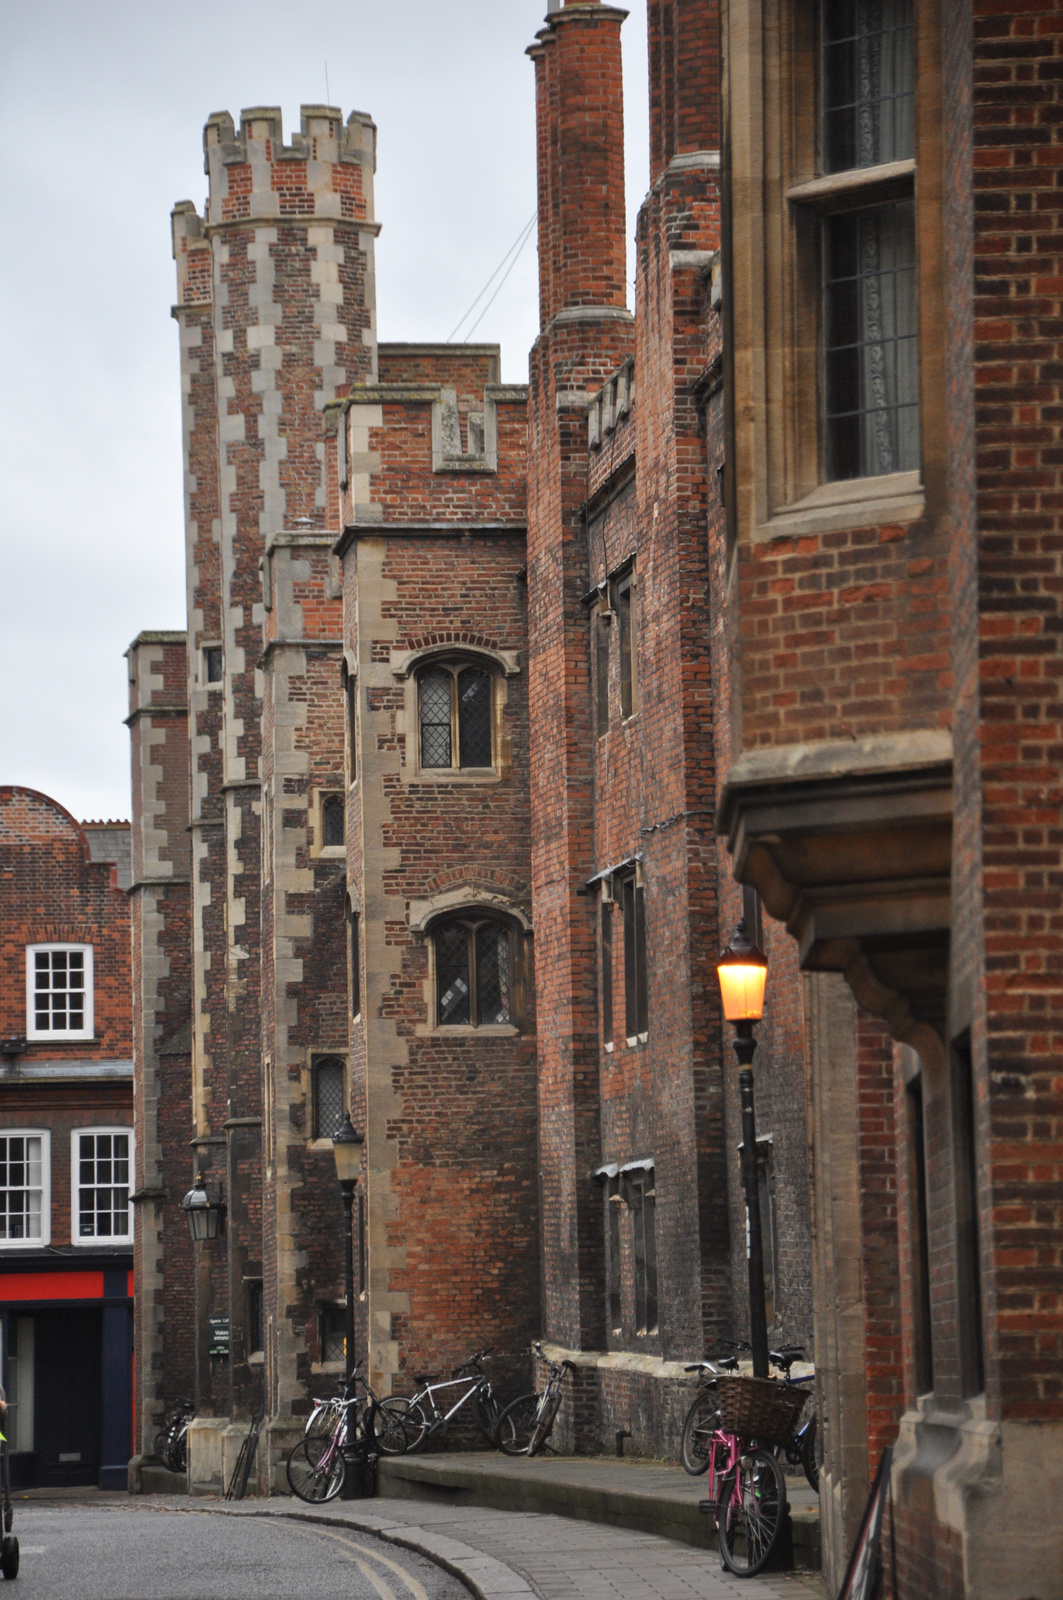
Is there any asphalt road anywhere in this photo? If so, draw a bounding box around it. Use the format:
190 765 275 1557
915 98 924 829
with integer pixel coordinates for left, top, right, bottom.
0 1505 472 1600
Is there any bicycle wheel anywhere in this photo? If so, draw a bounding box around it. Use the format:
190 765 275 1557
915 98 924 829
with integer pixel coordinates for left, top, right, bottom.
528 1391 562 1457
379 1397 429 1453
367 1401 409 1456
153 1430 176 1471
473 1388 503 1447
286 1435 346 1503
716 1448 787 1577
680 1387 720 1476
171 1424 190 1473
799 1414 819 1494
496 1393 541 1456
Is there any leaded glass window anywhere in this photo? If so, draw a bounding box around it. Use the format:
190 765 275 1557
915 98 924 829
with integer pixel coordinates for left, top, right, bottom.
417 661 495 771
436 924 471 1025
322 793 345 848
458 670 492 767
434 917 517 1028
314 1058 346 1140
420 670 453 768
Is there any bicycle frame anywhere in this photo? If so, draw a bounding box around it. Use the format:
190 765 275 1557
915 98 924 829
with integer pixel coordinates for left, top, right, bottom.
411 1372 487 1428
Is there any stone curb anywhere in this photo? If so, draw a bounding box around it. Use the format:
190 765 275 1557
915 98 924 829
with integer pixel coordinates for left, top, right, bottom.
197 1502 538 1600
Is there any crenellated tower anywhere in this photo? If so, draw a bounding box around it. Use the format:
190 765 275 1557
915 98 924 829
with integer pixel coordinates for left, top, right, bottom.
161 104 378 1486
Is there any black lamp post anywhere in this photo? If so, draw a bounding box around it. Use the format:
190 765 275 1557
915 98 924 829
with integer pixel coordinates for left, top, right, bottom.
716 917 770 1380
332 1110 364 1381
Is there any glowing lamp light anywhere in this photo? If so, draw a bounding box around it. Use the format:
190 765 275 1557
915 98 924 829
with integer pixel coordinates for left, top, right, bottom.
332 1110 364 1187
716 918 768 1024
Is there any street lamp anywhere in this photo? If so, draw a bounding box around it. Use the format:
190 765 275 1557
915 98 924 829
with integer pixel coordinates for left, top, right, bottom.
716 917 770 1379
332 1110 364 1380
180 1174 225 1243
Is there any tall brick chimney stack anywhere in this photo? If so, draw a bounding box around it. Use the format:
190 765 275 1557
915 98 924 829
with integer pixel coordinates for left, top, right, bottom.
647 0 719 185
530 2 630 329
525 3 635 1354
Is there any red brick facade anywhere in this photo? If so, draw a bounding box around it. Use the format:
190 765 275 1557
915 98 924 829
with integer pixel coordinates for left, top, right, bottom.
0 788 135 1488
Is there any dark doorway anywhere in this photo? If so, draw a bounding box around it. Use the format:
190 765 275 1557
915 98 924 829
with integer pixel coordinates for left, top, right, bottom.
34 1309 102 1486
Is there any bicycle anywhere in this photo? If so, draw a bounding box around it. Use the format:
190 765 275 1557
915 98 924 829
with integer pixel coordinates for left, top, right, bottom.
153 1397 195 1473
306 1360 407 1457
380 1347 503 1452
287 1366 405 1502
768 1345 818 1494
692 1379 793 1576
679 1340 749 1475
496 1342 576 1457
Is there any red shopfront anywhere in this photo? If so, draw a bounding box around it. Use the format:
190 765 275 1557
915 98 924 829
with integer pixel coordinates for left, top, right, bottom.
0 1259 133 1490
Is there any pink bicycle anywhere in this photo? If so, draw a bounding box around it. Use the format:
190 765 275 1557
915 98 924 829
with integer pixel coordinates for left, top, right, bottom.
698 1374 805 1577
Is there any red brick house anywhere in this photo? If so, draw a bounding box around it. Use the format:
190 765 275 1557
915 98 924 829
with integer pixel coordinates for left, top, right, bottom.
0 788 134 1489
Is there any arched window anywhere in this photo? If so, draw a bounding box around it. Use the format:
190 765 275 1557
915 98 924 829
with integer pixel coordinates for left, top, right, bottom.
434 916 515 1028
418 663 494 770
313 1057 346 1139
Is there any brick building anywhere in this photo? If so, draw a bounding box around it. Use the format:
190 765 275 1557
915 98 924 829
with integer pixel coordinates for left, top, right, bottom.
131 20 815 1500
0 789 134 1489
716 0 1063 1593
130 2 1062 1593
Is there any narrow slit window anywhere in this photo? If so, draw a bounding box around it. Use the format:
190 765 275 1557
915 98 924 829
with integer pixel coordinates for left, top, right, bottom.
617 576 637 719
321 793 345 849
952 1034 985 1397
345 670 358 783
349 912 361 1020
601 896 614 1049
621 874 648 1043
204 646 223 683
607 1176 622 1331
595 603 611 735
313 1058 346 1141
907 1075 934 1394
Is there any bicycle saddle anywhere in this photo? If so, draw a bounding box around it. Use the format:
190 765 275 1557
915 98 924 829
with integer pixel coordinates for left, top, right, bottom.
413 1373 438 1385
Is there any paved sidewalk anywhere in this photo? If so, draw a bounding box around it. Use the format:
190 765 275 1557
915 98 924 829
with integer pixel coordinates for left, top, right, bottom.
376 1450 820 1565
197 1495 828 1600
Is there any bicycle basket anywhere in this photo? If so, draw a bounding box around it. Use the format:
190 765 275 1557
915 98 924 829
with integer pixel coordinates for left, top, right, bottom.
715 1376 808 1447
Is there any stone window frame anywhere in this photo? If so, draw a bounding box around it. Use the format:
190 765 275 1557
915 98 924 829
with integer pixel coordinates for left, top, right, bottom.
305 1053 349 1150
409 887 532 1039
25 944 94 1043
202 644 223 687
341 656 358 789
310 788 346 860
391 643 520 787
0 1130 51 1250
70 1126 134 1247
724 0 946 550
595 1157 659 1344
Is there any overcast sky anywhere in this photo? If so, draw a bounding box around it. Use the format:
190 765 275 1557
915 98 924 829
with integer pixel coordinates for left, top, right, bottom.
0 0 648 823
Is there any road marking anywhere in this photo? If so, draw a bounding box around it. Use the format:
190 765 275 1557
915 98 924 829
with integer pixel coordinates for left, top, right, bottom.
285 1522 431 1600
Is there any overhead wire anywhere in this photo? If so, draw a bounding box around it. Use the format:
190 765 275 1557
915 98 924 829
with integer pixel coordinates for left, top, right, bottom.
447 211 538 343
